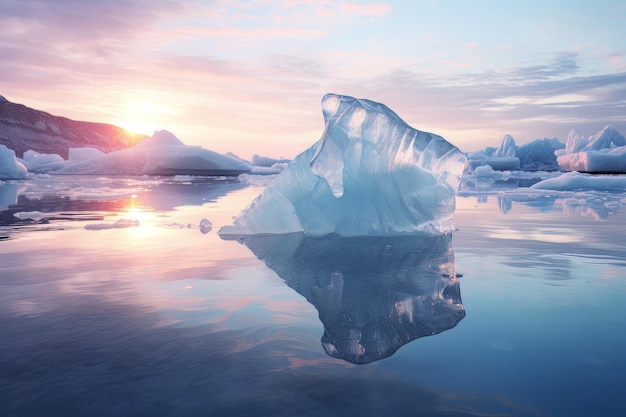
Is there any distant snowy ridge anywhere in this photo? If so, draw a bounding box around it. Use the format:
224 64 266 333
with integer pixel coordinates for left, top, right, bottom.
0 95 145 159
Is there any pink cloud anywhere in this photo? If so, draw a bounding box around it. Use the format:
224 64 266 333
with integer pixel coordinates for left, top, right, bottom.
179 25 327 39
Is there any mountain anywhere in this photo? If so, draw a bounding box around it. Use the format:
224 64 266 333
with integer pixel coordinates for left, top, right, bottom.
0 95 146 159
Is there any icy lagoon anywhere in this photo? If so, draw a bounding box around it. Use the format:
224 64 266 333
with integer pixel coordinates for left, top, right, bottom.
0 173 625 417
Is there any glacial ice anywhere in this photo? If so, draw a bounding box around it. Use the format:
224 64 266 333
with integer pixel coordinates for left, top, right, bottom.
517 137 564 171
21 150 66 173
556 125 626 173
0 145 28 180
466 134 520 171
219 94 467 237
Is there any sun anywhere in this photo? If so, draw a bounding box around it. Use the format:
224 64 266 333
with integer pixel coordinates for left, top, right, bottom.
115 99 165 135
119 119 157 136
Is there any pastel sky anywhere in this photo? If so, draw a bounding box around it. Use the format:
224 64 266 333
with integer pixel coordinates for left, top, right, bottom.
1 0 625 159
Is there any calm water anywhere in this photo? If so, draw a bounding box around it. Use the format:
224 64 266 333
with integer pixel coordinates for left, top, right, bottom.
1 175 625 417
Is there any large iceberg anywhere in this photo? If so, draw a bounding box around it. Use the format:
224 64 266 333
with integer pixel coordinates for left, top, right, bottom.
219 94 466 237
0 145 28 180
556 125 626 173
54 130 251 176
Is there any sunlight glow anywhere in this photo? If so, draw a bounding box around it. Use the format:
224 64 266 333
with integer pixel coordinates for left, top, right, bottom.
116 99 166 135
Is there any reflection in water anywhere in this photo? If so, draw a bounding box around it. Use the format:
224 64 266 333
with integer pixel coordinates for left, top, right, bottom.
0 176 247 227
230 233 465 364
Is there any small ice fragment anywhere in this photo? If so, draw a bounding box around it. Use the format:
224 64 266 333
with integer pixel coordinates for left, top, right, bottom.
13 211 45 221
199 218 213 234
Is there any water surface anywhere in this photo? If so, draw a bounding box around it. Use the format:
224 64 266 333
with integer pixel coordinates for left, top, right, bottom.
1 175 625 416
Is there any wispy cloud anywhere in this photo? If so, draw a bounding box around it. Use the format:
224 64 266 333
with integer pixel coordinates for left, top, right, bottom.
178 26 327 39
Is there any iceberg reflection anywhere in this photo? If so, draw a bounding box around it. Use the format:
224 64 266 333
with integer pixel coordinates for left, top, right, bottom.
232 233 465 364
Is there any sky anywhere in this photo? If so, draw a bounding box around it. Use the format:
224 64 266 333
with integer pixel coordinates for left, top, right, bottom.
1 0 625 159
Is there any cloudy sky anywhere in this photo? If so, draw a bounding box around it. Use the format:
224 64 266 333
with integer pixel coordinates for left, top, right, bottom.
1 0 625 158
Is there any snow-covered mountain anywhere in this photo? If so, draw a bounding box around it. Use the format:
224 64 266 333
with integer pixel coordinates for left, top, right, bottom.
0 95 146 159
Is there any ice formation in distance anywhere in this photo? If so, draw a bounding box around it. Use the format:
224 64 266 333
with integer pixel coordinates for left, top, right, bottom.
531 171 626 191
219 94 467 237
466 134 520 171
555 125 626 173
0 145 28 180
55 130 251 176
517 138 564 171
466 136 565 172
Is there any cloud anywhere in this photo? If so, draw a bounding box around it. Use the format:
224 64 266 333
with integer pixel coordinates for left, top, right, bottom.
178 25 327 39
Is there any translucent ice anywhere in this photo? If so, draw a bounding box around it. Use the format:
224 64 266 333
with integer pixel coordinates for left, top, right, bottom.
219 94 466 237
0 145 27 180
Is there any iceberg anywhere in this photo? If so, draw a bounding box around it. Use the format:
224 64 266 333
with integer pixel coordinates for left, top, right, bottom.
517 137 564 171
467 134 520 172
233 233 465 364
0 145 28 180
20 150 66 173
531 171 626 191
54 130 251 176
219 94 466 237
556 125 626 173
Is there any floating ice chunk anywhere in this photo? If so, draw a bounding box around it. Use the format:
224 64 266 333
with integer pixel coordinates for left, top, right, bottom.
199 218 213 234
219 94 466 237
530 171 626 191
556 125 626 173
0 145 28 180
21 150 66 173
13 211 45 221
84 218 140 230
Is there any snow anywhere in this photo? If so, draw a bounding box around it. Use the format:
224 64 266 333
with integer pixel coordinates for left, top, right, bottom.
0 145 28 180
556 125 626 173
219 93 466 237
54 130 251 176
531 171 626 191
